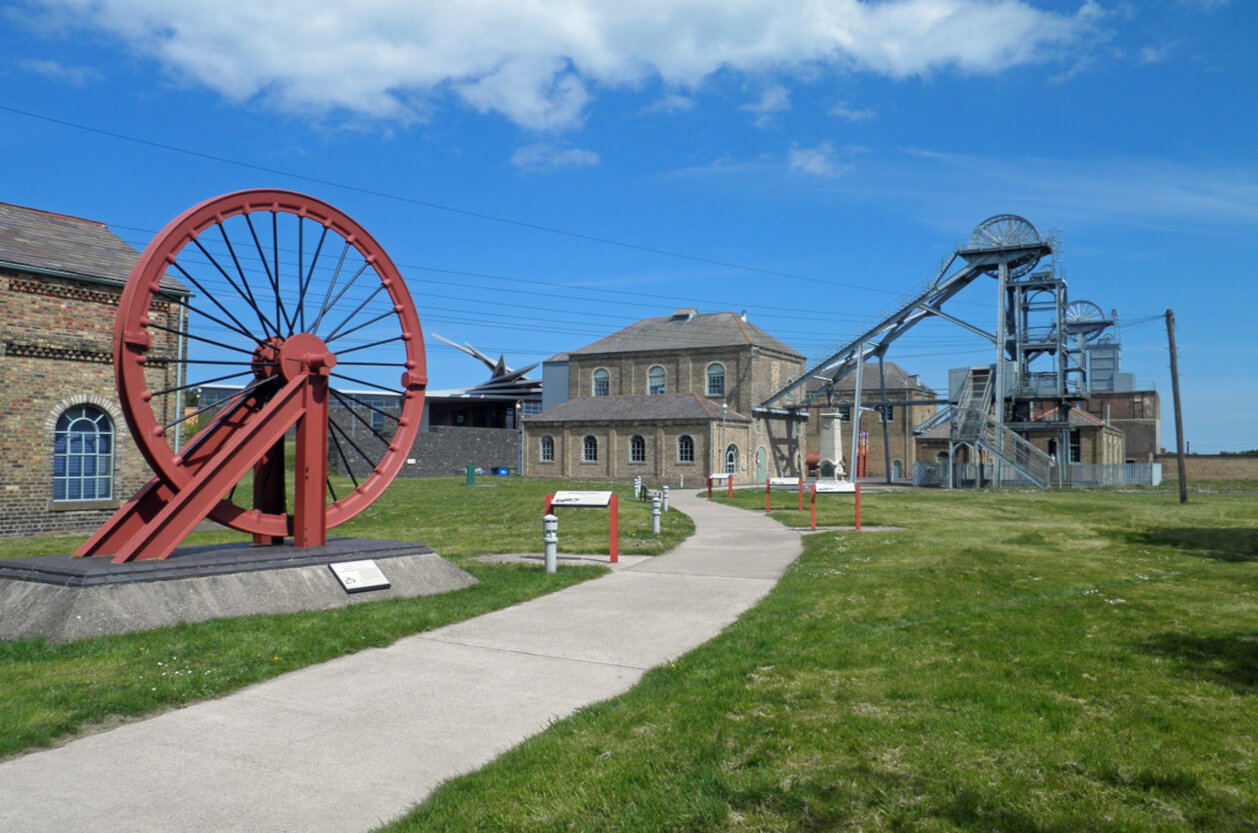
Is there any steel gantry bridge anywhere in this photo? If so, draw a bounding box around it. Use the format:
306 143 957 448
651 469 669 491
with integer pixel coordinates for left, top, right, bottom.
757 214 1114 488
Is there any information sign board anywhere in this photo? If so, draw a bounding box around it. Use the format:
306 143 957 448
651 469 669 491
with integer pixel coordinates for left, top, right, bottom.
768 477 801 488
814 480 857 494
329 560 391 593
550 490 614 507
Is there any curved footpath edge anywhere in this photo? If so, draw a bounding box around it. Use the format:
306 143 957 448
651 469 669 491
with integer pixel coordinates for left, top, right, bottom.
0 491 802 833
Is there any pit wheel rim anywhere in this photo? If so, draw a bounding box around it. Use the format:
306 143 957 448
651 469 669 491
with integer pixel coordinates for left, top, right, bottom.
968 214 1044 278
115 189 426 538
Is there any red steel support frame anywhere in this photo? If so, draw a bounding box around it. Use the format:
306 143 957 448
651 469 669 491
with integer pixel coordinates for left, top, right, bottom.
707 475 734 499
543 493 619 563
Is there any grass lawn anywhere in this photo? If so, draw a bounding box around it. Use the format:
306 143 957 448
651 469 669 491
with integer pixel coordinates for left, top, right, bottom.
383 487 1258 832
0 476 693 759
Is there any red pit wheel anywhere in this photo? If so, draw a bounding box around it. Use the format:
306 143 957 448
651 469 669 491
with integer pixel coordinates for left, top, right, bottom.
77 190 426 562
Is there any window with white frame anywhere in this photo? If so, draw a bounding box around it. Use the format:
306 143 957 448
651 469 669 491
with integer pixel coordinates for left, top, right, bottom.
648 366 666 395
583 434 598 462
678 434 695 463
592 368 609 397
630 435 646 463
540 435 555 462
706 363 725 398
725 444 739 475
53 404 114 502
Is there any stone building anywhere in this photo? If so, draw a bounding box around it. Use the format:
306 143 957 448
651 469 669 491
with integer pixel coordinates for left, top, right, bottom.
524 309 807 485
0 202 187 538
804 362 937 481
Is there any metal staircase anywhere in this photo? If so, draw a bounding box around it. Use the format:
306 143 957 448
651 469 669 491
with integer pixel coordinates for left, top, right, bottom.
953 367 1052 488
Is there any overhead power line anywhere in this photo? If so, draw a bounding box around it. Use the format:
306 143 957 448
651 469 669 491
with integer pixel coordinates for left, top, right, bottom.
1 102 904 297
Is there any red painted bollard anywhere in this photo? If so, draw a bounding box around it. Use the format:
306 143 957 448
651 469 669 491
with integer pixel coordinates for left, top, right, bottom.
810 483 816 530
765 479 771 513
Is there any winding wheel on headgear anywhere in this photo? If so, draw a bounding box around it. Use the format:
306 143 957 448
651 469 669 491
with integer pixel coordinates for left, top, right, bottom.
76 190 427 562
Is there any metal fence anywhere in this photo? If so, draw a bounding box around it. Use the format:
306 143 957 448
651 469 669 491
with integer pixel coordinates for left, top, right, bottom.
914 461 1163 489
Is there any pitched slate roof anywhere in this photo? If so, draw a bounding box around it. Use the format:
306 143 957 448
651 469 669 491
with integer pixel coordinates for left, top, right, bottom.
526 393 751 424
810 361 931 393
570 311 802 358
0 202 187 293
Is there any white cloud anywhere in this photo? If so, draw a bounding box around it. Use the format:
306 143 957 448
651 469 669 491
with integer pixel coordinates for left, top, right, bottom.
787 141 860 178
741 84 790 127
642 93 695 114
18 57 101 85
1138 43 1175 64
31 0 1096 130
829 99 876 121
510 142 600 172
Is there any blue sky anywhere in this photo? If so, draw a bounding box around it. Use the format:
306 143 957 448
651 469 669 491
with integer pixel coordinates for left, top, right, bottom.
2 0 1254 452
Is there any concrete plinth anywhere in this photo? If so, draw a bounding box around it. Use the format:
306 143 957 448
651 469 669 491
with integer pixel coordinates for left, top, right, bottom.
0 538 476 643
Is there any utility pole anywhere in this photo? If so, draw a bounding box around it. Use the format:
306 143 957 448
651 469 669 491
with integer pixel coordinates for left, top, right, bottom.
1165 310 1188 504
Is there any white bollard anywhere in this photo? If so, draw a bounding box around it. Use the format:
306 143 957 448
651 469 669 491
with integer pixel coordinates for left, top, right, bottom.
662 485 670 512
543 513 558 574
651 497 661 535
679 474 684 488
634 475 642 499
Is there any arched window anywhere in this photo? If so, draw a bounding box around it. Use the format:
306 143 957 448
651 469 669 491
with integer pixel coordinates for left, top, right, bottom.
592 368 610 397
630 435 646 463
706 363 725 398
582 435 598 462
648 366 666 395
678 434 695 463
725 444 739 475
53 404 114 502
540 435 555 462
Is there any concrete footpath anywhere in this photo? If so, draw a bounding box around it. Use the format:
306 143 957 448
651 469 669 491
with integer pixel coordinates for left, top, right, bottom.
0 491 801 833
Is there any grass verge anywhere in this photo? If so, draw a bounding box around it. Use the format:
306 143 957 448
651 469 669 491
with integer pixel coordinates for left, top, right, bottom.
382 487 1258 832
0 476 693 563
0 477 694 758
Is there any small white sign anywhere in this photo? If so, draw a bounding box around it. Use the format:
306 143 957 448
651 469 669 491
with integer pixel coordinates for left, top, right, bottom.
708 473 731 482
769 477 801 488
551 490 614 507
329 560 391 593
814 480 857 494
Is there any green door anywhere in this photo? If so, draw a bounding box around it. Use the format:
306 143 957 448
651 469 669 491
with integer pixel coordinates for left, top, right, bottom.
756 447 767 484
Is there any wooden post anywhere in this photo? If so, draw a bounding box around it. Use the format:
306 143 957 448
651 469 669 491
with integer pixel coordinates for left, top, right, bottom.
765 479 771 513
854 484 862 531
1166 310 1188 504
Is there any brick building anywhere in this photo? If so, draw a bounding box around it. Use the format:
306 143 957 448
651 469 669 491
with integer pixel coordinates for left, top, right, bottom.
0 203 187 538
804 362 937 481
524 309 807 485
1080 390 1160 462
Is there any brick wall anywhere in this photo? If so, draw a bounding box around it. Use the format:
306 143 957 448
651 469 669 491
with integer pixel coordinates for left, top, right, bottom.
0 269 181 539
1154 454 1258 481
331 419 521 480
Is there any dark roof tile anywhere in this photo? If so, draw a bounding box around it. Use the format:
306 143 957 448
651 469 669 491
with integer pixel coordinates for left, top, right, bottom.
570 311 802 358
0 202 187 293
